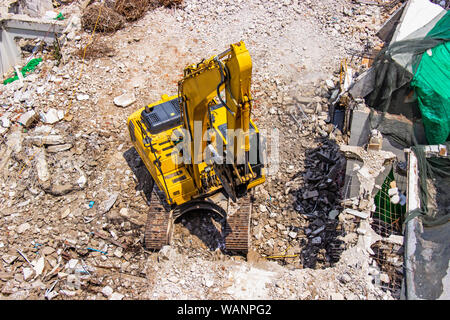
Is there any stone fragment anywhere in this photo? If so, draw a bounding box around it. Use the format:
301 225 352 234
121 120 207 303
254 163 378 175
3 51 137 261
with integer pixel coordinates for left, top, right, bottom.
42 247 55 255
76 94 89 101
40 108 64 124
114 248 123 258
0 116 11 128
344 209 369 219
35 148 50 183
339 274 352 283
311 236 321 244
33 256 45 276
330 292 344 300
288 231 297 239
101 193 119 214
159 245 177 261
61 208 71 219
28 135 65 146
205 279 214 287
325 79 335 89
18 110 37 127
102 285 113 297
109 292 124 300
380 273 390 283
303 190 319 199
311 225 325 236
47 143 72 153
328 209 339 219
17 222 31 234
2 254 17 264
23 267 34 281
114 93 136 107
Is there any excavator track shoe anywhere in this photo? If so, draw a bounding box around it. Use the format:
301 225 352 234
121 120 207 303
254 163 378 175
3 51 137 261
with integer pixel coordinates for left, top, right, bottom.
144 191 173 250
223 195 251 253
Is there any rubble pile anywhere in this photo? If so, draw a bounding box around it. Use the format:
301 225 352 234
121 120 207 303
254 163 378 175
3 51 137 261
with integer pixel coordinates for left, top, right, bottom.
0 0 400 300
292 140 348 269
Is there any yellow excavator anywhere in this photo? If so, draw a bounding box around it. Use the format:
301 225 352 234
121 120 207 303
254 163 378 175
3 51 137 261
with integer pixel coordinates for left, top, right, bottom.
127 41 265 253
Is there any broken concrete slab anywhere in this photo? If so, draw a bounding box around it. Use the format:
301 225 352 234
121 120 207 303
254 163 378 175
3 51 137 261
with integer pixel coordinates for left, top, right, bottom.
18 110 37 127
15 0 54 18
328 209 340 220
2 254 17 264
344 208 370 219
40 108 64 124
47 143 72 153
100 193 119 214
109 292 124 300
27 135 65 146
35 147 50 184
113 93 136 108
119 207 145 226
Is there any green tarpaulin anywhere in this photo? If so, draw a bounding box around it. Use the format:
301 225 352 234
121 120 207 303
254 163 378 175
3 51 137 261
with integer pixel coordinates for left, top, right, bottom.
411 12 450 145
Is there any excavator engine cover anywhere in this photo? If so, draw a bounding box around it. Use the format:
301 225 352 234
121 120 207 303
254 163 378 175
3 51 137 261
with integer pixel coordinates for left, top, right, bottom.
141 97 182 135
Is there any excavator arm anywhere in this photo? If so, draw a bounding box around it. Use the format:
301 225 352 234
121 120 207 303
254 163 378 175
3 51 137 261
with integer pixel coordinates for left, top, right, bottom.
178 41 254 200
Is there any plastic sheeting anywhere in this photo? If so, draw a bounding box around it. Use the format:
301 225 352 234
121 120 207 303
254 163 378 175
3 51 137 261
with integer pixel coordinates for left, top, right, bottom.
411 40 450 145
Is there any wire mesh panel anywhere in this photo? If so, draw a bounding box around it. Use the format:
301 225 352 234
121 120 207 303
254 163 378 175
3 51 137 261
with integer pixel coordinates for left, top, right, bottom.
370 165 406 298
371 239 404 299
373 167 406 236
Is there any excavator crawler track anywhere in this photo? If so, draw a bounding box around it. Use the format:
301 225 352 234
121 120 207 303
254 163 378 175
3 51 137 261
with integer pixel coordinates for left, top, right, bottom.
144 189 173 251
223 195 251 254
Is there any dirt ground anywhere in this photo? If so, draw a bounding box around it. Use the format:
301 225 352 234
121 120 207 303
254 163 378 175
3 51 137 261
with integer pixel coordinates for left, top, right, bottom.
0 0 398 300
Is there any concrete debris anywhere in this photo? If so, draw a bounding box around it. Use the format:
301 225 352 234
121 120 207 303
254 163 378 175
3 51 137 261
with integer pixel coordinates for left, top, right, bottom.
380 273 390 284
109 292 125 300
18 110 37 127
40 108 65 124
100 193 119 214
113 93 136 108
35 147 50 183
47 144 72 153
32 256 45 276
344 208 370 219
16 0 53 18
2 254 17 265
17 222 30 234
76 94 89 101
28 135 66 146
0 116 11 128
159 245 178 261
328 209 340 220
102 285 114 297
42 247 55 255
23 267 34 281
